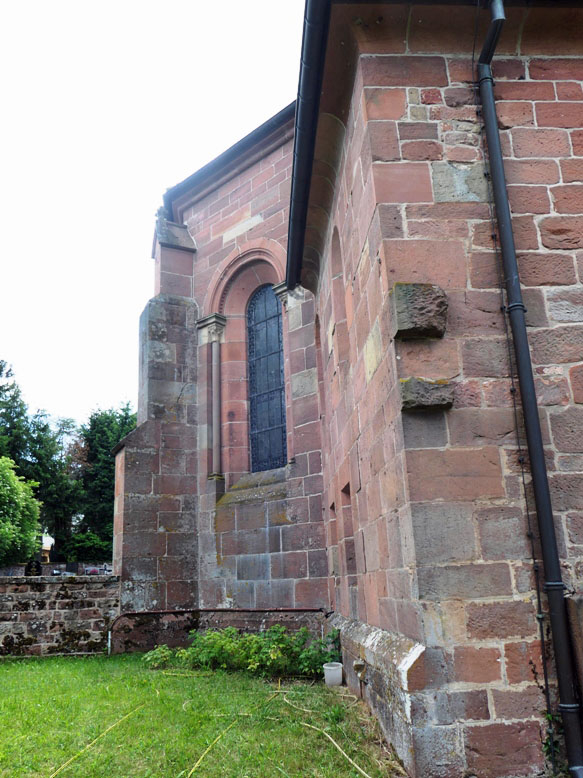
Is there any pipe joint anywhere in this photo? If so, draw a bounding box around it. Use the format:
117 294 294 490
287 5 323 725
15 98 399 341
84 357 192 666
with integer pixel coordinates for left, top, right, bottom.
505 302 527 314
560 704 582 713
545 581 567 591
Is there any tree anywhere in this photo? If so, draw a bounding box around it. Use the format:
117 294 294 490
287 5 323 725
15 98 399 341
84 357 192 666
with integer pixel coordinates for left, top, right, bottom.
0 362 83 560
0 362 29 463
0 457 41 566
69 405 136 560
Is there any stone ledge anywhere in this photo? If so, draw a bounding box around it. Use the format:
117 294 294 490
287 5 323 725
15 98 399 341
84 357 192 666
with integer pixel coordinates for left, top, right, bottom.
330 613 424 776
400 377 455 410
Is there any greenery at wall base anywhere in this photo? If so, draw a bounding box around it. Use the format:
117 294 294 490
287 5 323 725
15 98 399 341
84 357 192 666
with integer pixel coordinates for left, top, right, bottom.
143 625 342 678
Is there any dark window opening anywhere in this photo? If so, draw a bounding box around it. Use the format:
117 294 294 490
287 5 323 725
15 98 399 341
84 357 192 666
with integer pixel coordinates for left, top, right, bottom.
247 285 286 472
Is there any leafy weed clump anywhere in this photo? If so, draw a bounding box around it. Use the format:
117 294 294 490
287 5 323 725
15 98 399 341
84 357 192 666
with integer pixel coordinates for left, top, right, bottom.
143 625 341 678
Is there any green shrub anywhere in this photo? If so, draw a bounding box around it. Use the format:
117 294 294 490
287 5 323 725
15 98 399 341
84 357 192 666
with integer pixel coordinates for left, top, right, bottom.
142 643 175 670
142 625 341 678
0 456 40 566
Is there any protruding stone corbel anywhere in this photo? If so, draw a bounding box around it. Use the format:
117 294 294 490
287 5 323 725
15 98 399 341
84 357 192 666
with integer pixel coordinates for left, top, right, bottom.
400 377 454 411
155 206 197 253
197 313 227 476
391 283 448 339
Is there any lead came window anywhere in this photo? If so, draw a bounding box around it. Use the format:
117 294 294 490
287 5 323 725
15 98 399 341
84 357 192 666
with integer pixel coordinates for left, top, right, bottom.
247 285 286 471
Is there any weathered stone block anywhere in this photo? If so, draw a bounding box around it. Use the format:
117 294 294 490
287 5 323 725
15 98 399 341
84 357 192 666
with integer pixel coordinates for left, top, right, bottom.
432 160 488 202
400 377 454 410
402 410 447 448
392 283 447 338
465 721 544 778
417 562 512 600
236 554 269 581
411 503 476 565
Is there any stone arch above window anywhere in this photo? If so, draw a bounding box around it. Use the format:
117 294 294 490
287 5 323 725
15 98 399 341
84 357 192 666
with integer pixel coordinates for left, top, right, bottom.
203 238 286 318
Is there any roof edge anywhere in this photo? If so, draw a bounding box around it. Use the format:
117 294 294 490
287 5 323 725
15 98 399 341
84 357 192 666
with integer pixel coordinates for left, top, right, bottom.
163 102 296 220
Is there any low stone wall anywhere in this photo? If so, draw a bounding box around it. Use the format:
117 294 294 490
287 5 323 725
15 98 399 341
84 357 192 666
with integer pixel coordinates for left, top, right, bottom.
111 608 327 654
0 576 120 656
331 613 424 778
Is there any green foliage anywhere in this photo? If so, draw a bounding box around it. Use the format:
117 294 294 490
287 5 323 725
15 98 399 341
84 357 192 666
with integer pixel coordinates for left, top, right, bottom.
143 626 342 679
63 530 111 562
0 363 30 464
0 362 82 559
0 362 135 561
0 457 41 565
323 703 346 725
142 644 175 670
72 405 136 558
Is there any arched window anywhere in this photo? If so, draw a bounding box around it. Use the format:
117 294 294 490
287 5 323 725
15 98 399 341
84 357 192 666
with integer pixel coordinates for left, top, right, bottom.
247 285 286 471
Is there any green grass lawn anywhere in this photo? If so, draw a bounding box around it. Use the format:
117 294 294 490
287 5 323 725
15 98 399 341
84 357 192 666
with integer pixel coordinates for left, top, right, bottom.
0 654 403 777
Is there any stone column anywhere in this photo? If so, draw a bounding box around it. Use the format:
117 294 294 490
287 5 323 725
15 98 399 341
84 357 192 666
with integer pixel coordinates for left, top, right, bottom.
196 313 226 477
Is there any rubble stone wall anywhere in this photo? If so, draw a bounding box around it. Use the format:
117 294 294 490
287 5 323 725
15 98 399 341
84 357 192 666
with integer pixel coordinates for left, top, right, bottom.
0 576 119 656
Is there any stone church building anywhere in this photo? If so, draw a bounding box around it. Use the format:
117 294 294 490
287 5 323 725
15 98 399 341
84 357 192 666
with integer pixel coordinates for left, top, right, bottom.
114 2 583 775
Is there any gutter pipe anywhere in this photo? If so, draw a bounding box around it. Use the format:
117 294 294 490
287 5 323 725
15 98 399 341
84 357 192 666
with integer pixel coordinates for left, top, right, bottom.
477 2 583 773
286 0 332 290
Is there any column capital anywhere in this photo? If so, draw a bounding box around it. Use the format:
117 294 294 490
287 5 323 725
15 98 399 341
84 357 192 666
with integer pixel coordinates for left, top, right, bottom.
272 281 288 308
196 312 227 343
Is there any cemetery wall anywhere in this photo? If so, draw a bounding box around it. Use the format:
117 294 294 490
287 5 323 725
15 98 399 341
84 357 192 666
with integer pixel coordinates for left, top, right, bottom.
0 575 120 656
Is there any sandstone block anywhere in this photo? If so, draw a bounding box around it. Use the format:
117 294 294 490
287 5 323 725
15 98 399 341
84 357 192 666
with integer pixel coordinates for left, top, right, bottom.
547 288 583 322
549 474 583 511
417 563 511 601
570 364 583 403
400 378 454 410
491 687 545 721
373 162 433 203
411 502 475 565
236 554 269 581
412 726 464 778
431 160 488 203
551 408 583 453
540 217 583 250
530 326 583 364
392 283 447 339
364 88 407 120
453 645 502 682
467 600 536 640
476 507 529 561
402 410 448 448
361 55 448 87
511 128 571 158
536 101 583 129
465 721 544 778
407 447 504 501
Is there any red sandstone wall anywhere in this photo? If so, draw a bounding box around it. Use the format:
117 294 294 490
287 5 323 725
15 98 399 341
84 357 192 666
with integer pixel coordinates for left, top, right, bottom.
115 119 327 613
180 127 326 610
310 4 583 776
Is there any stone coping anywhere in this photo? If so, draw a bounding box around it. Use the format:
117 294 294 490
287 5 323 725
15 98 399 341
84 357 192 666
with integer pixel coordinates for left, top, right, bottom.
0 575 120 584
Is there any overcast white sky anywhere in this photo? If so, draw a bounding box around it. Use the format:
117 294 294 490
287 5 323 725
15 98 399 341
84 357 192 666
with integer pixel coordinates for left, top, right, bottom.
1 0 304 424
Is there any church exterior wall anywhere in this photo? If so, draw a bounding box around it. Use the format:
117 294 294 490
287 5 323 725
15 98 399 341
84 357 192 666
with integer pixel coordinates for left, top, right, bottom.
114 4 583 775
305 4 583 775
114 111 328 614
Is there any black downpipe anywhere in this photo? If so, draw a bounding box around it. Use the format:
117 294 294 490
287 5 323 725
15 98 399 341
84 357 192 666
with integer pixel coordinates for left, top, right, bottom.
286 0 331 290
478 1 583 774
